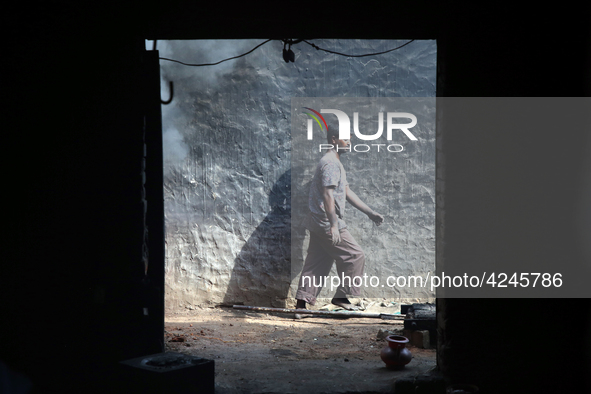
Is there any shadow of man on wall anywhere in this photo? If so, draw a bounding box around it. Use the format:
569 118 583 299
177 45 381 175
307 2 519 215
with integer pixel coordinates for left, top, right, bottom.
223 169 308 308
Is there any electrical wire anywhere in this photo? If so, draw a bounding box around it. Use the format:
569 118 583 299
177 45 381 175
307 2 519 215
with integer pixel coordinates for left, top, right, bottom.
158 39 415 67
302 39 415 58
159 39 273 66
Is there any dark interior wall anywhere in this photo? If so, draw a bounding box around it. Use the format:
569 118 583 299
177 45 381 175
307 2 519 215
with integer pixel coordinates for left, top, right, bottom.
433 9 591 393
2 4 163 393
2 2 590 393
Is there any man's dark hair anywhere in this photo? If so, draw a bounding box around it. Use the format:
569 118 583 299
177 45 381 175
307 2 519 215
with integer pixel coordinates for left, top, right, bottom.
326 127 339 144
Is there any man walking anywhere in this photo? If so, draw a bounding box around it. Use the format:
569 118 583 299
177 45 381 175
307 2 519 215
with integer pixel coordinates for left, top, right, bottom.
295 128 384 312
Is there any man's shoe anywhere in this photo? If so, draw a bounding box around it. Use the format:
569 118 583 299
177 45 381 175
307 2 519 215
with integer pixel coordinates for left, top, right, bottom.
294 299 307 319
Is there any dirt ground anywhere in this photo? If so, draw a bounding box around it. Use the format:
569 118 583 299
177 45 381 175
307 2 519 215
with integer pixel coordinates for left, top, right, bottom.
165 301 437 393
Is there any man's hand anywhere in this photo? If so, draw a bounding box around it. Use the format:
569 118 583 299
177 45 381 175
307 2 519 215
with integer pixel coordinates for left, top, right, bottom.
329 225 342 245
368 211 384 226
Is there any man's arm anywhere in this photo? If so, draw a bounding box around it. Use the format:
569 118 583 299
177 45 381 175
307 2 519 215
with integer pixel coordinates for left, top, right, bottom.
323 186 342 245
346 185 384 226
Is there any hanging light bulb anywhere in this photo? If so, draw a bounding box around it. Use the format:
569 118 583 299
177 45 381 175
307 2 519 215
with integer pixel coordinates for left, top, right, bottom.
282 42 290 63
282 40 295 63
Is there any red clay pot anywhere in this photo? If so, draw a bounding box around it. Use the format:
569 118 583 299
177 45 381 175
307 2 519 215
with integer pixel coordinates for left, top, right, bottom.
380 335 412 369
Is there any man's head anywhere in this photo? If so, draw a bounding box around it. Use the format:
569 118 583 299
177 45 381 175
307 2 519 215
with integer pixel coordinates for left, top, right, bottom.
327 127 351 153
326 127 339 145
